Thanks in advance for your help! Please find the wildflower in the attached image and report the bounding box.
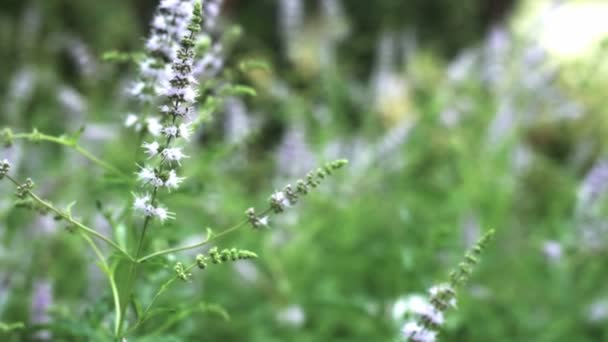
[136,166,158,184]
[246,207,269,229]
[276,305,306,328]
[131,1,202,223]
[542,240,563,262]
[154,206,173,222]
[202,0,223,29]
[162,125,179,138]
[164,169,184,190]
[31,279,53,340]
[588,298,608,323]
[579,160,608,206]
[258,216,269,226]
[142,141,161,158]
[133,194,151,212]
[270,191,291,213]
[178,122,193,140]
[124,113,139,128]
[146,117,163,136]
[128,81,146,98]
[161,147,188,164]
[402,321,436,342]
[400,230,494,341]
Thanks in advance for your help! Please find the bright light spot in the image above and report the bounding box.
[538,2,608,59]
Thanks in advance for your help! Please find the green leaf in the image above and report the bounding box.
[0,321,24,332]
[115,223,128,250]
[239,59,271,73]
[221,84,257,97]
[102,50,144,63]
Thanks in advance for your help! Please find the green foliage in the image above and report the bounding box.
[2,0,608,341]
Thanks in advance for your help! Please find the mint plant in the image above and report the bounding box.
[0,1,348,340]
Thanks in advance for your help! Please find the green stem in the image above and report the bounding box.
[138,208,272,263]
[4,175,134,261]
[125,263,196,336]
[78,232,122,337]
[117,190,156,337]
[12,132,126,177]
[138,220,246,263]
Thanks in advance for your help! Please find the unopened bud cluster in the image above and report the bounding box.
[0,159,10,180]
[402,230,495,342]
[16,178,35,199]
[172,247,257,282]
[196,246,257,270]
[246,159,348,229]
[174,262,193,281]
[270,159,348,213]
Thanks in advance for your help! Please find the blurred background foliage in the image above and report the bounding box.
[2,0,608,341]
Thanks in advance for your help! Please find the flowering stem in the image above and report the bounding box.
[12,131,126,177]
[137,208,272,263]
[117,188,158,337]
[3,174,134,261]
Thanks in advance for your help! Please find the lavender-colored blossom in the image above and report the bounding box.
[278,0,304,52]
[579,160,608,206]
[223,97,251,144]
[276,304,306,327]
[276,127,316,179]
[31,279,53,340]
[542,240,563,262]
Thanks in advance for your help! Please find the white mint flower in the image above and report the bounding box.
[160,105,171,115]
[259,216,269,226]
[402,321,436,342]
[159,0,180,9]
[542,240,563,262]
[142,141,161,158]
[154,206,173,222]
[152,15,168,30]
[145,36,162,52]
[429,283,457,308]
[125,113,139,127]
[137,166,157,183]
[164,169,185,190]
[178,122,193,140]
[420,305,444,326]
[128,81,146,97]
[162,147,188,164]
[146,117,163,136]
[162,125,179,138]
[143,204,156,217]
[272,191,291,208]
[182,86,198,103]
[133,194,151,211]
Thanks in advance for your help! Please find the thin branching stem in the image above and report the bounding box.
[124,262,197,336]
[78,232,122,337]
[12,131,126,177]
[4,174,134,261]
[138,208,271,263]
